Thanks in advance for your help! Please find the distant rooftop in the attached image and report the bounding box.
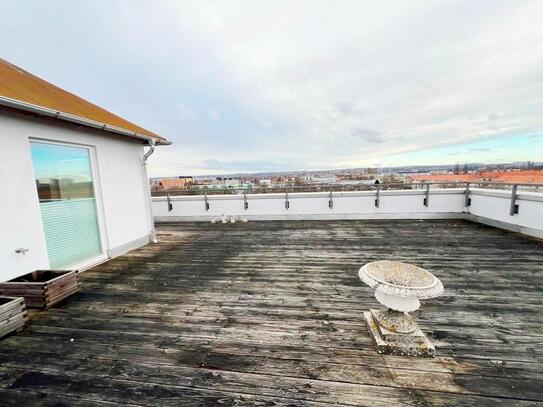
[411,170,543,185]
[0,58,169,144]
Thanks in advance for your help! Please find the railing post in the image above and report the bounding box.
[243,190,248,210]
[423,184,430,207]
[166,192,173,212]
[328,187,333,209]
[204,191,209,211]
[285,190,289,210]
[509,184,519,215]
[375,185,380,208]
[464,183,471,208]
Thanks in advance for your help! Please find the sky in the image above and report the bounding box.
[30,142,92,182]
[1,0,542,176]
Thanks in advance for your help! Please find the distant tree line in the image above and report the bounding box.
[453,163,469,174]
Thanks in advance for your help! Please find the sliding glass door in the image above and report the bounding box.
[30,141,103,269]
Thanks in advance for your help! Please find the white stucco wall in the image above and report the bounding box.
[0,109,153,282]
[468,188,543,238]
[153,189,468,221]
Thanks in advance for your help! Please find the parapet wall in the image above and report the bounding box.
[152,187,543,239]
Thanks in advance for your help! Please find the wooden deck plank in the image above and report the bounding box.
[1,219,542,406]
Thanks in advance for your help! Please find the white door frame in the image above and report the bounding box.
[29,138,110,270]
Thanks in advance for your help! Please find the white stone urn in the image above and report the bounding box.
[359,260,444,345]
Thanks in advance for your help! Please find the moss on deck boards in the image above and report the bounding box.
[1,219,542,406]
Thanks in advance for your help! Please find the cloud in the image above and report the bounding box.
[200,159,297,173]
[205,109,220,121]
[488,113,499,122]
[177,102,198,120]
[350,127,384,143]
[334,102,368,118]
[2,1,543,175]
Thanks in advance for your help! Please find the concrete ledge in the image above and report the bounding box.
[470,188,543,203]
[107,235,151,258]
[155,212,465,222]
[74,255,109,272]
[464,214,543,240]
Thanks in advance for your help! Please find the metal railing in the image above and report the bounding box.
[153,181,543,217]
[152,181,543,197]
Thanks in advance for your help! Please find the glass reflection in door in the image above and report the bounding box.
[30,142,102,269]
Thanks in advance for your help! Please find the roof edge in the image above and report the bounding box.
[0,95,172,146]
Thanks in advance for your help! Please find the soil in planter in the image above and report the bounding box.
[10,270,68,283]
[0,297,14,306]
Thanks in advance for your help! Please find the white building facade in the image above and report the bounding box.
[0,59,169,282]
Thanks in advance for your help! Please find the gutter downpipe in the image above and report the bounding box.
[143,140,158,243]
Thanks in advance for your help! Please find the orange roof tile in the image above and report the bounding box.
[409,170,543,185]
[0,58,168,144]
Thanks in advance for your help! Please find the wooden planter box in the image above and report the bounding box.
[0,296,28,339]
[0,270,80,309]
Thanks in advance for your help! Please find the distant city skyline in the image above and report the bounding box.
[1,1,543,176]
[153,159,542,180]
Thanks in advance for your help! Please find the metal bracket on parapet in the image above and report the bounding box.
[204,192,210,211]
[465,183,471,207]
[509,184,519,215]
[375,185,380,208]
[329,188,333,209]
[166,193,173,212]
[285,191,290,210]
[243,191,248,210]
[423,184,430,207]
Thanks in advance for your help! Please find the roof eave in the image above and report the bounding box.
[0,95,171,146]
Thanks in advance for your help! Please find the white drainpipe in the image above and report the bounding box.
[142,139,157,243]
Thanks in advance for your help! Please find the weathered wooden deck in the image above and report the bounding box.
[1,220,543,406]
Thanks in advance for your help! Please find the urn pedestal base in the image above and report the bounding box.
[364,309,435,357]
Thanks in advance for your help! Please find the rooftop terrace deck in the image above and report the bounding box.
[1,220,543,406]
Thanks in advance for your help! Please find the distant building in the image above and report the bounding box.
[154,176,193,191]
[408,170,543,186]
[302,174,337,184]
[212,177,241,188]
